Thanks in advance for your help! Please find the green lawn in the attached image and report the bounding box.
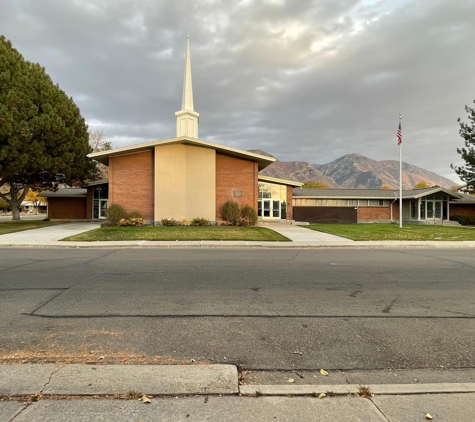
[303,224,475,241]
[63,226,291,242]
[0,220,68,236]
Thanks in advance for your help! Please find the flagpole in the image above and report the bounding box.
[399,114,403,229]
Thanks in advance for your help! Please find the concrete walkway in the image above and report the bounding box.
[259,223,352,242]
[0,222,101,244]
[1,364,475,421]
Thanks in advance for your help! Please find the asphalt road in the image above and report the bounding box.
[0,247,474,371]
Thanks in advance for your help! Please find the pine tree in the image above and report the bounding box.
[452,100,475,192]
[0,36,97,219]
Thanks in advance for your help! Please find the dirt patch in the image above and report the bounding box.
[0,347,209,366]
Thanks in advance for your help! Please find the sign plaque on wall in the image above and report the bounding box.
[233,190,243,198]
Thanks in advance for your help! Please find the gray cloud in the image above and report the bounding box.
[1,0,474,181]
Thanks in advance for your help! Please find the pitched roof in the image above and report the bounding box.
[88,136,276,170]
[450,193,475,203]
[293,187,463,200]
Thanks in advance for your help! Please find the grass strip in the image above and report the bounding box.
[63,226,291,242]
[303,223,475,241]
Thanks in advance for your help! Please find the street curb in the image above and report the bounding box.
[2,364,475,398]
[1,242,475,249]
[239,383,475,396]
[0,364,239,397]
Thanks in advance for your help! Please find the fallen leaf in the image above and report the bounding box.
[293,351,303,355]
[98,356,104,361]
[287,378,295,383]
[140,396,151,403]
[425,414,433,420]
[318,393,326,399]
[191,359,195,362]
[320,369,328,376]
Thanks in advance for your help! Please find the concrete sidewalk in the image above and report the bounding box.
[1,221,475,249]
[1,364,475,421]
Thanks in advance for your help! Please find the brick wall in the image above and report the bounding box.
[215,154,258,220]
[450,204,475,217]
[109,150,154,221]
[286,186,293,220]
[357,205,398,222]
[48,197,87,219]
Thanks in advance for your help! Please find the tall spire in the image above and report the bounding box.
[175,36,199,138]
[182,36,194,111]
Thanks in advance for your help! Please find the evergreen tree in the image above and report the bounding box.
[452,100,475,192]
[0,36,96,219]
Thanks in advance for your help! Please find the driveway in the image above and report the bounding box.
[260,224,353,242]
[0,222,101,244]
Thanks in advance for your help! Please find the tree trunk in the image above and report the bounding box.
[7,185,30,221]
[12,205,20,221]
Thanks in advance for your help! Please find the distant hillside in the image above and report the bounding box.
[254,151,456,189]
[259,161,340,187]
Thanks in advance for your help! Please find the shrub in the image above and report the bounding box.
[161,218,179,226]
[106,204,128,226]
[118,218,145,227]
[450,214,475,225]
[181,219,191,226]
[240,204,258,226]
[221,200,241,225]
[191,217,210,226]
[127,210,143,219]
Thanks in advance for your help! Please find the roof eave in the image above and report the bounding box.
[88,136,276,169]
[258,175,303,187]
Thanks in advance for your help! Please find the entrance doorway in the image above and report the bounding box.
[99,200,108,219]
[258,199,281,219]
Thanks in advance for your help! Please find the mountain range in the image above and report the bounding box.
[250,150,456,189]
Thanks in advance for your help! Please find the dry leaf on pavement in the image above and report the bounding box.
[287,378,295,383]
[320,369,328,376]
[425,414,433,420]
[139,395,151,403]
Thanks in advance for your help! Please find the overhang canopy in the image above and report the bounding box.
[258,175,303,187]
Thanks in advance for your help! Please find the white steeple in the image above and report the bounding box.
[175,36,199,138]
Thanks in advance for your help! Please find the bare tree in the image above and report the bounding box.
[88,131,112,180]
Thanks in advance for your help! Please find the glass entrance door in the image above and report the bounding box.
[99,200,108,219]
[258,199,280,219]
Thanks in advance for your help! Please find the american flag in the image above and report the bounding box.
[397,120,402,146]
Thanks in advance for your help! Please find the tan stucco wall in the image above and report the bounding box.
[154,144,216,221]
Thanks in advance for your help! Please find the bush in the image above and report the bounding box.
[106,204,128,226]
[191,217,210,226]
[450,214,475,225]
[181,219,191,226]
[118,218,145,227]
[221,200,241,225]
[161,218,179,226]
[240,204,258,226]
[127,210,143,219]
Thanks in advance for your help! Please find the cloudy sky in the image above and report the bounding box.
[1,0,474,181]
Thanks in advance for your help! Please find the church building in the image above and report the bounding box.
[42,38,302,223]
